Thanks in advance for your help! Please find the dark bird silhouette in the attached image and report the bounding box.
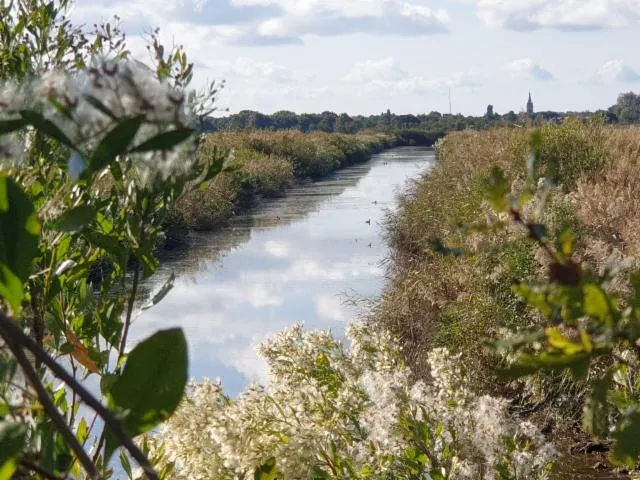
[368,243,372,248]
[372,201,377,205]
[365,219,371,225]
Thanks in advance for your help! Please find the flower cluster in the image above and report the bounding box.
[144,323,557,479]
[0,58,209,182]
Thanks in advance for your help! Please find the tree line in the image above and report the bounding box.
[201,92,640,134]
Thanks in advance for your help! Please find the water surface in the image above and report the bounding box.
[131,147,434,395]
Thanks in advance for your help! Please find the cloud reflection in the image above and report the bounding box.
[131,148,433,395]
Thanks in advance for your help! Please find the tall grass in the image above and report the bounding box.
[163,131,396,238]
[379,119,623,395]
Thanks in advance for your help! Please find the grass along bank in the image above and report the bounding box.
[162,130,409,246]
[378,120,640,470]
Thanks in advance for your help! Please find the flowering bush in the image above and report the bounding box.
[146,323,556,479]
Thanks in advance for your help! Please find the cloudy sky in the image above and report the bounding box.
[72,0,640,115]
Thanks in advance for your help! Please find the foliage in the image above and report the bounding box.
[482,136,640,469]
[0,2,228,478]
[384,120,640,470]
[170,130,395,233]
[145,323,556,480]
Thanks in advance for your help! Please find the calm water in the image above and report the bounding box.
[130,146,434,395]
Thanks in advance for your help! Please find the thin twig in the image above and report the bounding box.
[0,312,159,480]
[118,254,141,359]
[19,460,65,480]
[2,334,100,479]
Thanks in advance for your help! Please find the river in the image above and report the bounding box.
[129,146,434,395]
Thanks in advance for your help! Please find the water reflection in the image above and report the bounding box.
[131,147,434,395]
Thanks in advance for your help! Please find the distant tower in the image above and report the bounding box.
[486,104,494,118]
[526,92,534,114]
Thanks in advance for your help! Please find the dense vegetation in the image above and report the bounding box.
[164,130,399,242]
[380,120,640,474]
[3,1,640,479]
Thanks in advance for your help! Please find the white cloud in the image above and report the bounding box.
[503,58,553,80]
[264,240,290,257]
[211,57,310,83]
[362,71,481,95]
[235,0,450,40]
[343,57,408,84]
[315,295,346,322]
[595,60,640,83]
[471,0,640,31]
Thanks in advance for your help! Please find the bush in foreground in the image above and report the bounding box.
[144,323,556,480]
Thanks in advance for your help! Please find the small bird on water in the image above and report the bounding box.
[365,219,371,225]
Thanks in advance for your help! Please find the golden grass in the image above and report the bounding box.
[165,130,397,234]
[380,121,638,390]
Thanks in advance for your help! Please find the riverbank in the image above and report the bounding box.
[162,130,427,247]
[378,120,640,474]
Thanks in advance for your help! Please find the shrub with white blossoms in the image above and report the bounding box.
[144,323,557,480]
[0,58,211,183]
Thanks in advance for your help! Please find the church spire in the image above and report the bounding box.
[526,92,534,114]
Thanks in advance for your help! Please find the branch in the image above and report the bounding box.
[2,334,100,479]
[19,460,65,480]
[0,312,159,480]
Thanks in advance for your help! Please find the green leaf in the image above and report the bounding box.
[141,272,175,311]
[128,128,195,153]
[49,205,95,233]
[583,374,611,439]
[0,421,27,480]
[254,458,279,480]
[0,118,26,135]
[19,110,74,149]
[311,466,332,480]
[76,417,89,445]
[83,94,118,121]
[119,451,133,479]
[583,284,611,324]
[88,116,143,174]
[559,229,576,257]
[611,411,640,467]
[105,328,188,460]
[486,166,510,212]
[0,177,40,312]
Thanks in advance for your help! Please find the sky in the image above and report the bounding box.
[70,0,640,116]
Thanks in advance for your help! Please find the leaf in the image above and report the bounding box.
[54,259,77,276]
[88,116,143,174]
[105,328,188,461]
[49,205,95,233]
[311,466,332,480]
[0,177,40,312]
[546,327,584,355]
[76,417,89,444]
[0,421,27,480]
[583,374,611,439]
[486,166,510,212]
[141,272,175,311]
[559,229,576,257]
[254,458,279,480]
[128,128,195,153]
[119,451,133,479]
[611,411,640,467]
[0,118,26,135]
[19,110,74,149]
[65,331,99,374]
[83,94,118,121]
[583,284,612,324]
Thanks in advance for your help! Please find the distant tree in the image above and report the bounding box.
[609,91,640,124]
[503,111,518,123]
[318,111,339,132]
[271,110,299,130]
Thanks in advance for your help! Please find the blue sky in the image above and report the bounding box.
[72,0,640,115]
